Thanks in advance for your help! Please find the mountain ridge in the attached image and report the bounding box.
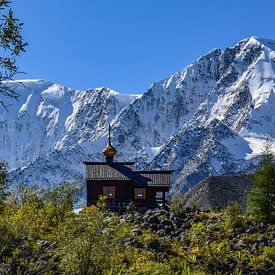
[1,36,274,197]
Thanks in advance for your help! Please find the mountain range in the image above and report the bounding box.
[0,36,274,199]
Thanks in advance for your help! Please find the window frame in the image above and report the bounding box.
[156,192,162,199]
[103,186,116,199]
[135,188,146,200]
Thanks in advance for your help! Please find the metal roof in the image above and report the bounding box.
[86,163,133,180]
[134,171,171,187]
[85,161,172,187]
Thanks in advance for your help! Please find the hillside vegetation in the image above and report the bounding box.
[0,181,274,274]
[1,143,274,274]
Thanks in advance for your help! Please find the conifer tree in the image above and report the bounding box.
[0,161,10,212]
[247,139,275,224]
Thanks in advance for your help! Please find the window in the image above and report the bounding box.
[135,188,146,199]
[156,191,163,199]
[103,186,116,199]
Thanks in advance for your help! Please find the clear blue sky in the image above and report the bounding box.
[13,0,275,94]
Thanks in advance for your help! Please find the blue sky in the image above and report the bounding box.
[13,0,275,94]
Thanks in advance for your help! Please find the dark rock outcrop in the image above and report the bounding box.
[184,175,254,211]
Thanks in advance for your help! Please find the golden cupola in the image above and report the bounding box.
[102,124,117,160]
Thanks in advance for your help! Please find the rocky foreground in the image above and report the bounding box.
[119,207,275,274]
[2,205,274,274]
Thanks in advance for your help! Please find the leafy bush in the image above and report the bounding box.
[131,261,174,275]
[224,202,244,232]
[0,179,274,274]
[249,246,275,271]
[0,162,11,212]
[169,194,186,216]
[0,182,78,273]
[261,246,275,264]
[1,182,78,240]
[196,211,221,221]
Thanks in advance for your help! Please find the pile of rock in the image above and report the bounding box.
[120,207,200,240]
[0,239,57,273]
[120,207,275,274]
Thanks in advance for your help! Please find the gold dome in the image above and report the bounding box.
[102,124,117,158]
[103,144,117,158]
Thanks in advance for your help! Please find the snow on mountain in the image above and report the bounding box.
[1,36,275,196]
[147,119,254,195]
[0,81,140,173]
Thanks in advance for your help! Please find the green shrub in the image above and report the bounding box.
[131,261,174,275]
[224,202,244,232]
[249,246,275,271]
[1,175,274,274]
[0,162,11,212]
[262,246,275,264]
[169,194,186,216]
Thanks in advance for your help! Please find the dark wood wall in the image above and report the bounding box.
[87,180,166,208]
[87,180,132,205]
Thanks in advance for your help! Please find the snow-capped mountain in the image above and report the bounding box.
[1,37,275,196]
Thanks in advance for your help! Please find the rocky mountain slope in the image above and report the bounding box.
[1,37,274,196]
[184,175,254,211]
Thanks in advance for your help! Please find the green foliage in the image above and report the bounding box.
[224,202,245,232]
[0,161,10,212]
[0,0,27,109]
[196,211,221,221]
[190,203,197,212]
[187,222,232,273]
[131,261,174,275]
[261,246,275,264]
[169,194,186,217]
[0,182,79,273]
[0,182,183,274]
[247,139,275,224]
[249,246,275,271]
[1,182,77,240]
[58,206,131,274]
[0,179,274,274]
[211,205,222,213]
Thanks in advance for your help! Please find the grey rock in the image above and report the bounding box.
[148,223,158,231]
[124,237,137,246]
[184,175,254,212]
[131,229,142,236]
[157,224,165,230]
[157,229,167,237]
[147,239,161,250]
[246,226,257,234]
[236,240,249,248]
[164,225,173,233]
[147,215,159,224]
[160,220,173,227]
[257,236,268,244]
